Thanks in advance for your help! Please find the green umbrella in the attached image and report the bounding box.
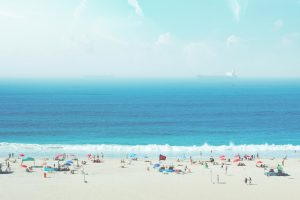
[22,157,35,162]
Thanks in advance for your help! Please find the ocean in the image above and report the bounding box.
[0,78,300,158]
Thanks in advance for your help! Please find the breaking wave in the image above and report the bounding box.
[1,142,300,157]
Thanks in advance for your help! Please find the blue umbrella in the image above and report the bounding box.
[129,153,137,158]
[153,163,160,168]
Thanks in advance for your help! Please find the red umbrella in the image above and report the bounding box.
[219,155,226,161]
[220,157,226,161]
[21,164,27,168]
[55,154,64,160]
[233,158,240,163]
[19,154,25,157]
[256,161,263,164]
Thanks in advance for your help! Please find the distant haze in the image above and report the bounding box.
[0,0,300,78]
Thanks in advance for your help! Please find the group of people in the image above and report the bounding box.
[0,160,12,174]
[244,177,253,185]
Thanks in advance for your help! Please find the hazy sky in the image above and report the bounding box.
[0,0,300,78]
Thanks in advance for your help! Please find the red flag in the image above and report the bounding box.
[159,154,166,161]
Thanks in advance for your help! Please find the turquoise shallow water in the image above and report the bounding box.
[0,78,300,157]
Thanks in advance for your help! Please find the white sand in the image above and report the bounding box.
[0,157,300,200]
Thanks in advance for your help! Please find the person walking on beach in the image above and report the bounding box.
[249,177,252,185]
[244,177,248,185]
[225,165,228,175]
[217,174,220,184]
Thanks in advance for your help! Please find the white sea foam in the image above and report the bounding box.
[1,142,300,157]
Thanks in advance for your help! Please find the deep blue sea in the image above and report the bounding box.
[0,78,300,157]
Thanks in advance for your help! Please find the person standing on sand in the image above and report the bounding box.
[225,165,228,175]
[244,177,248,185]
[249,177,252,185]
[217,174,219,184]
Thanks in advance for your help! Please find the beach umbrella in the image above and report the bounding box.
[66,160,73,164]
[55,154,65,161]
[153,163,160,168]
[22,157,35,162]
[233,158,240,163]
[19,153,25,157]
[256,160,263,167]
[21,164,27,168]
[219,155,226,161]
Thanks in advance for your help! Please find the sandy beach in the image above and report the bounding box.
[1,155,300,200]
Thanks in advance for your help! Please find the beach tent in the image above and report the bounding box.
[159,154,166,161]
[21,157,35,170]
[43,167,55,172]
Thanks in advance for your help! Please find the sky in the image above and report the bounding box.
[0,0,300,78]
